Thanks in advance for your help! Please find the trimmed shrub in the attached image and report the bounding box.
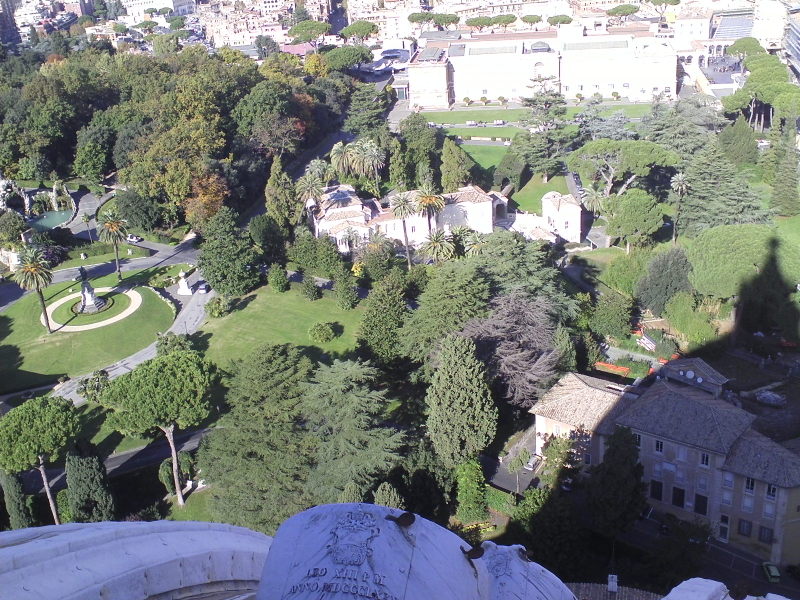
[206,296,233,318]
[268,264,290,292]
[302,278,322,301]
[308,321,336,343]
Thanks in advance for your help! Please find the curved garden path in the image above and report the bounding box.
[42,287,143,332]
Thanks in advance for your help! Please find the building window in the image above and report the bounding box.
[564,86,569,92]
[553,425,560,436]
[694,493,708,516]
[482,89,487,95]
[738,519,752,537]
[634,433,641,447]
[583,453,591,465]
[411,226,415,233]
[655,440,664,454]
[764,501,775,518]
[722,472,734,488]
[672,486,685,509]
[745,478,755,494]
[742,496,753,513]
[700,453,709,467]
[650,480,663,501]
[766,484,777,499]
[758,526,774,544]
[676,447,687,462]
[721,490,732,506]
[696,476,708,492]
[623,83,630,88]
[719,514,729,541]
[653,461,662,478]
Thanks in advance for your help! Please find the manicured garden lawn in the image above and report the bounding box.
[446,126,523,140]
[168,488,216,522]
[461,144,508,171]
[0,269,175,394]
[511,174,569,213]
[200,282,364,367]
[777,215,800,252]
[564,103,652,119]
[421,108,530,124]
[56,246,151,271]
[76,401,154,457]
[51,289,132,326]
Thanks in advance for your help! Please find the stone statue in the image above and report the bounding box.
[77,267,106,313]
[176,270,193,296]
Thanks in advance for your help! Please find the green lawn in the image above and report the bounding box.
[511,174,569,213]
[565,103,652,119]
[446,126,523,140]
[0,269,175,394]
[777,214,800,252]
[461,145,509,171]
[76,401,154,457]
[199,282,364,368]
[168,488,216,522]
[51,290,132,326]
[420,108,530,124]
[56,246,151,271]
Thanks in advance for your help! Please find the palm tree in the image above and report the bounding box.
[361,139,386,192]
[347,139,369,179]
[415,184,446,234]
[305,159,335,185]
[14,247,53,334]
[464,231,487,256]
[295,174,325,206]
[98,211,127,281]
[670,173,689,245]
[330,141,355,178]
[582,186,605,217]
[81,213,94,243]
[449,225,473,257]
[420,230,455,263]
[391,192,416,270]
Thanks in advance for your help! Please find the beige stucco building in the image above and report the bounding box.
[310,184,508,253]
[531,358,800,566]
[406,27,677,108]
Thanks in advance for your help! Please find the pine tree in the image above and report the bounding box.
[426,335,498,468]
[301,360,405,503]
[0,468,34,529]
[265,157,300,236]
[388,137,410,190]
[759,125,784,185]
[635,247,693,317]
[338,481,364,503]
[267,264,290,292]
[455,460,488,524]
[65,442,115,523]
[372,482,405,509]
[718,115,758,166]
[357,270,408,363]
[197,344,315,534]
[334,269,359,310]
[554,325,576,372]
[440,138,475,193]
[771,137,800,216]
[681,141,767,237]
[400,261,490,363]
[343,83,387,137]
[586,427,646,539]
[198,207,260,297]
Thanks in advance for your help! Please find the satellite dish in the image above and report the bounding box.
[686,370,695,379]
[697,377,704,383]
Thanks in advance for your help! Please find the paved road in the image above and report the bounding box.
[22,427,213,495]
[65,189,116,239]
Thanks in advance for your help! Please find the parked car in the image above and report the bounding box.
[559,477,573,492]
[762,562,781,584]
[523,454,542,472]
[197,281,210,294]
[126,234,143,243]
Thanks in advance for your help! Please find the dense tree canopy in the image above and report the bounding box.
[198,206,260,297]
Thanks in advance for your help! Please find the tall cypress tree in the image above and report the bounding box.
[718,115,758,166]
[681,141,767,237]
[0,468,34,530]
[197,206,260,297]
[65,441,115,523]
[440,138,475,193]
[357,270,408,364]
[771,135,800,216]
[265,157,300,237]
[425,335,498,468]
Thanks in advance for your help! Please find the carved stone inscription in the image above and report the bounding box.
[280,509,406,600]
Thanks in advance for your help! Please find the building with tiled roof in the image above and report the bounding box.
[310,184,509,253]
[530,358,800,565]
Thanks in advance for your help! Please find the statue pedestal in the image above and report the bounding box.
[176,272,193,296]
[80,281,106,313]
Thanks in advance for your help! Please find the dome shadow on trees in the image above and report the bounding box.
[731,236,800,352]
